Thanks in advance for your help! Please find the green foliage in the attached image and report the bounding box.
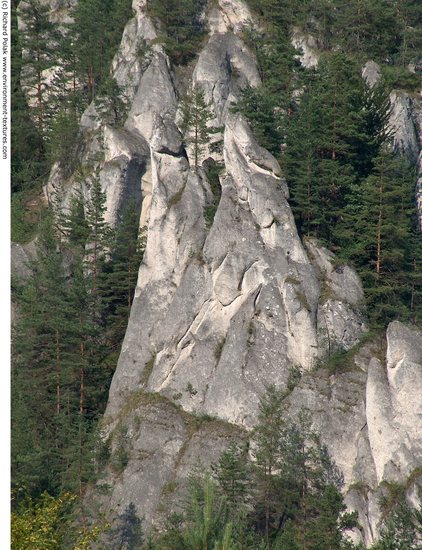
[235,21,301,157]
[94,76,129,126]
[147,388,357,549]
[46,108,80,168]
[337,151,422,325]
[112,425,130,473]
[11,3,47,193]
[11,491,76,550]
[180,84,215,169]
[17,0,61,136]
[11,193,39,243]
[11,491,109,550]
[68,0,133,101]
[101,198,143,346]
[211,442,249,512]
[147,0,206,65]
[203,158,223,228]
[11,179,143,501]
[371,499,422,550]
[182,473,232,549]
[380,65,421,94]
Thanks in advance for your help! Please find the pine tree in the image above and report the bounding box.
[94,76,129,127]
[180,85,215,170]
[147,0,206,65]
[277,412,346,550]
[102,199,142,347]
[338,151,421,324]
[12,213,81,495]
[183,474,231,550]
[84,175,113,298]
[371,500,422,550]
[252,385,285,547]
[18,0,61,136]
[11,2,47,193]
[212,442,249,514]
[69,0,133,102]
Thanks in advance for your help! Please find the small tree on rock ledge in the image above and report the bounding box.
[180,85,215,170]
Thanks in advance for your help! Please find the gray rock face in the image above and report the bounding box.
[362,60,382,88]
[285,323,422,544]
[96,393,246,528]
[11,241,38,280]
[36,0,422,545]
[389,90,419,160]
[291,28,319,69]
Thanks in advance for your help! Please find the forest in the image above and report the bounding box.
[10,0,422,548]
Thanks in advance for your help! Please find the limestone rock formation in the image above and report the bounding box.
[31,0,422,545]
[285,322,422,545]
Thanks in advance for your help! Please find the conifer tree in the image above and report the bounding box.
[12,213,81,495]
[252,385,285,546]
[11,2,47,193]
[69,0,133,102]
[338,151,421,324]
[94,76,129,127]
[102,199,142,347]
[147,0,205,64]
[180,85,215,170]
[212,442,249,514]
[18,0,60,136]
[183,474,231,550]
[84,175,113,298]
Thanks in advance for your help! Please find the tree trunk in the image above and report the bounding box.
[56,330,61,415]
[376,181,383,276]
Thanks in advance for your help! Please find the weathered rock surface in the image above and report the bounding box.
[285,322,422,545]
[34,0,422,545]
[11,241,37,280]
[292,28,319,69]
[362,60,382,88]
[96,393,246,527]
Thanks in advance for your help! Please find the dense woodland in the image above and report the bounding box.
[11,0,422,548]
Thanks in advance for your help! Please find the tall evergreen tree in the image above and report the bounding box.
[11,2,47,193]
[147,0,206,64]
[18,0,61,136]
[252,385,285,546]
[337,151,421,325]
[180,85,215,170]
[69,0,133,102]
[101,199,142,348]
[12,213,81,495]
[212,442,249,515]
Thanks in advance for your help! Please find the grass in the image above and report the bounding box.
[168,183,186,207]
[162,480,178,495]
[140,353,157,386]
[204,204,218,228]
[110,424,129,474]
[214,338,226,362]
[348,481,371,498]
[285,276,301,285]
[405,466,422,490]
[319,281,335,304]
[296,291,311,312]
[314,328,384,375]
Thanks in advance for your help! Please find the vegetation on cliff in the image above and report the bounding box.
[10,0,422,548]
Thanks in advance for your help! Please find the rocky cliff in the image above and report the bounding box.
[34,0,422,545]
